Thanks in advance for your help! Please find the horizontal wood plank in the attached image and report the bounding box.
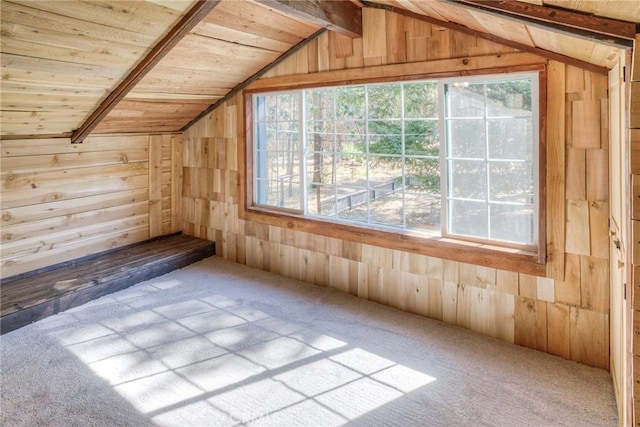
[248,52,546,90]
[0,149,148,175]
[2,162,149,192]
[1,188,149,226]
[0,174,149,210]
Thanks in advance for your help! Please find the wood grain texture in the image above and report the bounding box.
[367,0,619,72]
[255,0,362,37]
[570,306,609,369]
[565,200,590,256]
[0,234,216,334]
[71,0,223,142]
[446,0,635,43]
[180,9,612,371]
[0,0,197,138]
[545,60,565,280]
[149,135,164,237]
[0,134,177,279]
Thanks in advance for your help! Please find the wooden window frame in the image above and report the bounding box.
[239,60,547,276]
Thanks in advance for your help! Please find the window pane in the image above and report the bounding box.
[369,121,402,155]
[405,120,439,156]
[264,129,277,151]
[280,181,302,210]
[335,186,369,223]
[307,184,336,216]
[306,88,334,120]
[405,157,440,194]
[489,162,533,204]
[335,154,367,188]
[277,93,298,120]
[486,80,532,116]
[336,120,365,152]
[254,92,302,211]
[448,119,485,158]
[307,152,333,186]
[404,82,438,119]
[306,120,334,134]
[308,132,334,152]
[368,156,404,226]
[371,192,404,227]
[369,155,403,186]
[449,160,486,200]
[406,155,441,232]
[265,96,277,122]
[336,86,365,119]
[488,118,532,161]
[490,204,534,245]
[368,84,401,119]
[255,178,269,205]
[447,83,485,118]
[405,193,440,232]
[449,199,488,238]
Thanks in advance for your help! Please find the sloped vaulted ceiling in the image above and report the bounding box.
[0,0,326,139]
[91,0,323,135]
[372,0,637,70]
[0,0,638,140]
[1,0,199,137]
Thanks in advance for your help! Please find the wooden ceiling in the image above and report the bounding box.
[1,0,196,137]
[373,0,636,70]
[518,0,640,22]
[92,0,321,135]
[0,0,637,140]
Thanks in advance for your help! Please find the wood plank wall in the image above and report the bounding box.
[630,34,640,427]
[181,10,611,369]
[1,134,181,279]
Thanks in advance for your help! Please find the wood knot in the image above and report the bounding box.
[462,58,469,65]
[2,212,12,222]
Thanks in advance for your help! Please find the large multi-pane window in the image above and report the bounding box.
[253,73,539,250]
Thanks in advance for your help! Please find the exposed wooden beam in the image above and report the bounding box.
[71,0,220,143]
[255,0,362,37]
[362,2,610,75]
[447,0,635,48]
[181,29,327,132]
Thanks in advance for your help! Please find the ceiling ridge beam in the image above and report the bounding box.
[254,0,362,37]
[446,0,635,48]
[362,1,610,75]
[181,28,327,132]
[70,0,221,144]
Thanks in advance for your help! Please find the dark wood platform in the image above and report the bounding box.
[0,233,216,334]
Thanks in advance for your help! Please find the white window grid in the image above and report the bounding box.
[252,72,539,251]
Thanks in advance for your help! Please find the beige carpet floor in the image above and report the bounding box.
[1,256,617,426]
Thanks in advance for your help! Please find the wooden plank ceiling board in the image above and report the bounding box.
[0,0,198,138]
[2,0,637,138]
[543,0,640,23]
[92,0,321,134]
[69,0,222,142]
[372,0,628,71]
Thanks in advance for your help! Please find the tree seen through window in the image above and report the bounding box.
[253,74,538,249]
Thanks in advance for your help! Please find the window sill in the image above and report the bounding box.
[242,206,546,277]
